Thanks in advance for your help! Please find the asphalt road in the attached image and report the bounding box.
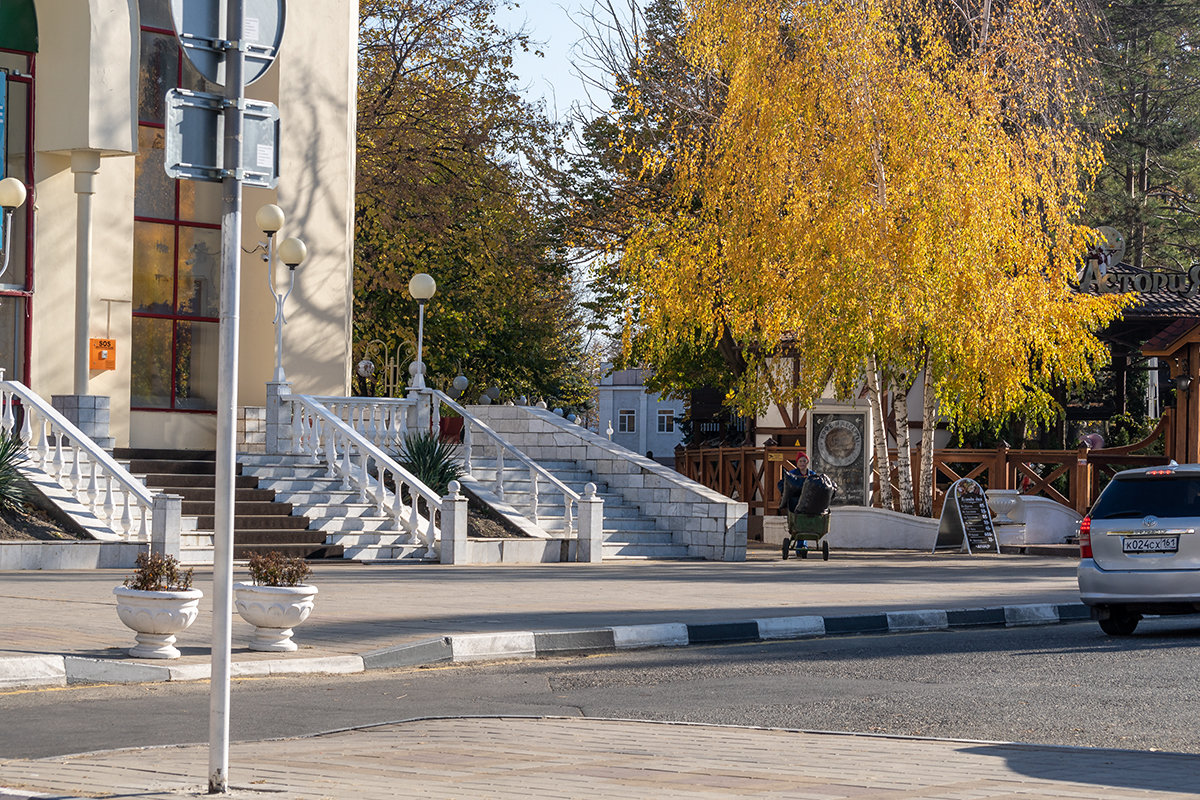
[4,617,1200,760]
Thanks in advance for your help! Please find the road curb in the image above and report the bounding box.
[1,603,1092,690]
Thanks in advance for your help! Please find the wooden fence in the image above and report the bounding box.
[675,418,1170,519]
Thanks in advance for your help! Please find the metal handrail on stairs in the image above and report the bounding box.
[289,393,442,552]
[426,389,582,536]
[0,377,155,541]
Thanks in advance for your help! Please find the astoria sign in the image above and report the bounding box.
[1078,261,1200,298]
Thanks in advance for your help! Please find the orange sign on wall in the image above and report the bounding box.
[89,338,116,371]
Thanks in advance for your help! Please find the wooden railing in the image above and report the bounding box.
[676,418,1171,518]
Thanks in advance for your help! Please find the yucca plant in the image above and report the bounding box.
[397,430,464,496]
[0,431,28,514]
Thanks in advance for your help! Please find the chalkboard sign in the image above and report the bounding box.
[933,478,999,554]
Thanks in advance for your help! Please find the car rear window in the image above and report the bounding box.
[1091,475,1200,520]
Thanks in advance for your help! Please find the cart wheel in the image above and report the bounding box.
[799,546,808,559]
[781,539,790,560]
[822,540,829,561]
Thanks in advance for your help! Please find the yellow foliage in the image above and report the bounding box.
[620,0,1129,428]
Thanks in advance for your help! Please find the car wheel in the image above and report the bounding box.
[1099,611,1140,636]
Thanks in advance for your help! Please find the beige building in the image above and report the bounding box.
[1,0,356,449]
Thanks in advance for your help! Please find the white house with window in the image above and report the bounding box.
[595,364,686,466]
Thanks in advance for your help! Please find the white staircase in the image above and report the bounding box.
[467,457,692,559]
[238,453,434,561]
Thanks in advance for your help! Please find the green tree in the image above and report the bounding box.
[356,0,591,407]
[1087,0,1200,270]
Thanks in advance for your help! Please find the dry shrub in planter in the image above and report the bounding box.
[113,552,202,659]
[246,551,312,586]
[235,551,318,652]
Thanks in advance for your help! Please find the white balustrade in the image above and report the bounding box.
[425,389,580,537]
[0,379,155,540]
[288,394,441,550]
[307,396,417,451]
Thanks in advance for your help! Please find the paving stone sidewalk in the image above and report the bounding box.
[2,716,1195,799]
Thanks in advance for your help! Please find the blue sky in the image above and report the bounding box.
[494,0,616,122]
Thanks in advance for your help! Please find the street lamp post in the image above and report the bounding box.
[408,272,436,389]
[0,177,29,282]
[255,204,307,382]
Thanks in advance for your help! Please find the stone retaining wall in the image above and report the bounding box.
[468,406,747,561]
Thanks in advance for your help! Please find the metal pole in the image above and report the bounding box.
[209,0,245,792]
[414,301,426,389]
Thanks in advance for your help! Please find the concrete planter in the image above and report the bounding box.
[112,586,203,659]
[233,582,319,652]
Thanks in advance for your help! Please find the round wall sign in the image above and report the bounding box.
[817,419,862,468]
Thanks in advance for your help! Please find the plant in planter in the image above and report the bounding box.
[113,552,203,659]
[233,552,318,652]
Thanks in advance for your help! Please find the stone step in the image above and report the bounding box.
[240,465,331,480]
[253,478,354,493]
[325,532,418,548]
[142,473,260,489]
[293,503,395,519]
[307,515,399,532]
[182,500,293,516]
[602,531,676,545]
[124,458,229,476]
[267,490,360,505]
[194,514,311,531]
[602,544,694,559]
[234,542,344,560]
[342,544,432,562]
[158,487,277,503]
[232,530,327,546]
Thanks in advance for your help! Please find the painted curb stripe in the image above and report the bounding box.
[824,614,889,635]
[946,608,1007,627]
[686,621,760,644]
[534,629,617,655]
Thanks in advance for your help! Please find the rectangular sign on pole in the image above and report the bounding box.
[163,88,280,188]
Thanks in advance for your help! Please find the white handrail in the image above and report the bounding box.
[0,378,154,540]
[426,388,580,535]
[289,393,441,551]
[307,395,417,450]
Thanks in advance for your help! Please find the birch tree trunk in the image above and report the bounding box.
[919,357,938,517]
[864,354,893,510]
[891,378,915,515]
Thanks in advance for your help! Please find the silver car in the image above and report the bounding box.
[1078,463,1200,635]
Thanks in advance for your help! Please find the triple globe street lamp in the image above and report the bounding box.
[255,204,307,382]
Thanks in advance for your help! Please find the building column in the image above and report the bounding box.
[72,151,101,396]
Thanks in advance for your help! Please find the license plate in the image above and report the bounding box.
[1123,536,1179,553]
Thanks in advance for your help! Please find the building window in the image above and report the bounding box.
[1,47,34,384]
[131,0,223,411]
[618,409,635,433]
[657,409,675,433]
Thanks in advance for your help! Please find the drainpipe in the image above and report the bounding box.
[72,151,101,396]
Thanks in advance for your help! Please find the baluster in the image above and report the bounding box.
[529,468,539,524]
[102,474,115,522]
[85,454,99,507]
[1,389,13,437]
[431,396,441,439]
[375,464,388,515]
[357,450,369,502]
[340,432,354,487]
[563,496,574,537]
[52,430,65,482]
[408,491,420,538]
[137,501,150,539]
[389,404,402,447]
[424,508,437,549]
[118,490,133,536]
[31,411,46,464]
[312,414,326,461]
[391,470,405,528]
[68,442,83,497]
[495,447,505,501]
[324,423,338,477]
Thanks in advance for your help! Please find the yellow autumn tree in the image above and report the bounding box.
[619,0,1130,514]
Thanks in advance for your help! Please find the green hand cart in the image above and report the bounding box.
[781,511,830,561]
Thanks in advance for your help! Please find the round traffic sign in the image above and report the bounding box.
[170,0,285,87]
